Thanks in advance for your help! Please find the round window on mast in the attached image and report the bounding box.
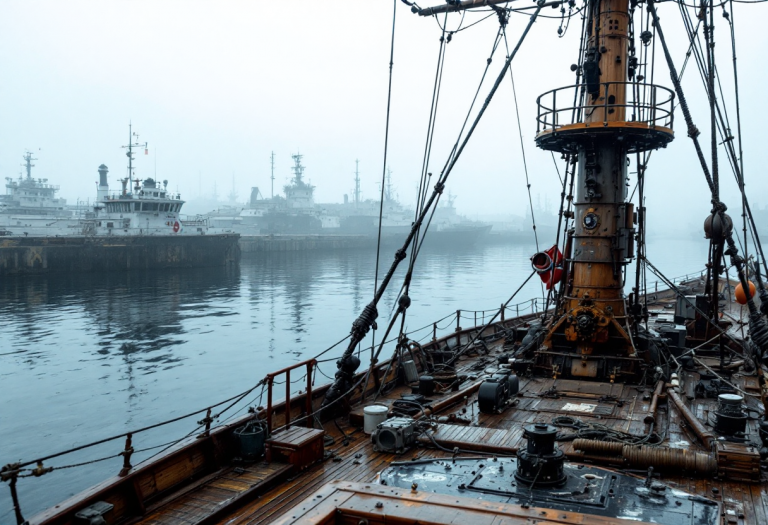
[583,212,599,230]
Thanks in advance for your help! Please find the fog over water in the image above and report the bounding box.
[1,1,767,233]
[0,238,710,518]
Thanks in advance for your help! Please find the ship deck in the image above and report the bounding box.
[25,274,768,525]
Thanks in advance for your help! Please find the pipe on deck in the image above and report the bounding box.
[644,380,665,424]
[572,439,717,475]
[667,389,716,448]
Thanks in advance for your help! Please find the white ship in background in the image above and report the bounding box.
[0,152,80,235]
[82,127,206,236]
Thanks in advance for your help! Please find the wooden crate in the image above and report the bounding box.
[266,427,325,471]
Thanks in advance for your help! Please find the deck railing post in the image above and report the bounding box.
[197,408,213,439]
[456,310,461,332]
[306,361,314,428]
[501,303,505,322]
[285,368,291,430]
[119,433,134,477]
[433,322,437,341]
[553,89,557,129]
[264,358,317,434]
[267,376,274,435]
[8,473,25,525]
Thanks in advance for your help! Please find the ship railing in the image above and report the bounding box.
[0,302,509,499]
[454,298,545,330]
[180,215,209,228]
[103,191,184,201]
[645,269,707,295]
[535,81,675,133]
[264,359,317,435]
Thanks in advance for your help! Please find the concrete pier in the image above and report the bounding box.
[0,234,240,275]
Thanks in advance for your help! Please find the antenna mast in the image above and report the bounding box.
[22,151,37,179]
[121,123,148,194]
[270,151,275,199]
[354,159,361,207]
[291,153,305,184]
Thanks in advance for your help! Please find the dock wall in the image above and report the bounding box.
[0,235,240,275]
[239,235,373,253]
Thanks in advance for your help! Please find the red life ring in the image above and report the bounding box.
[173,221,180,233]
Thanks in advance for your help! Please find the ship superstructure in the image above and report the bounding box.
[83,126,190,236]
[0,152,69,217]
[0,152,82,235]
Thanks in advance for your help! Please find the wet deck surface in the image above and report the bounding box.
[134,462,292,525]
[40,276,768,525]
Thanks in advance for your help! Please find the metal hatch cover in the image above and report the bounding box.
[379,457,720,525]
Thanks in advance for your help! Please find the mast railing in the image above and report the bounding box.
[536,82,675,133]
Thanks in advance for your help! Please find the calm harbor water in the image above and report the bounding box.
[0,238,709,519]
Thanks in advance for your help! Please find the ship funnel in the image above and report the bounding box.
[97,164,109,201]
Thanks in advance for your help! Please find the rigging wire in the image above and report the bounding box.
[332,2,545,374]
[500,22,547,305]
[389,9,517,335]
[371,0,399,363]
[675,0,768,275]
[374,0,398,302]
[412,12,450,265]
[383,11,504,352]
[502,30,539,253]
[724,0,748,266]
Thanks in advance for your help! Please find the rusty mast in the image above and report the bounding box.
[532,0,675,381]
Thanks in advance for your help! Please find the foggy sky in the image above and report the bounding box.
[1,0,766,238]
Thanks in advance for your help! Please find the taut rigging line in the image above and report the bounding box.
[648,0,768,363]
[370,0,399,364]
[321,1,547,410]
[675,0,767,275]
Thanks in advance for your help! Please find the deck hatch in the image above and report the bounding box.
[380,457,720,525]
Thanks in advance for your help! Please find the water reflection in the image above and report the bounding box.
[0,266,241,372]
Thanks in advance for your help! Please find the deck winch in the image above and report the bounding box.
[515,423,566,486]
[372,417,417,454]
[478,370,519,414]
[714,393,748,436]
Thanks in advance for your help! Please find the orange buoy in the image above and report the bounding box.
[735,281,756,305]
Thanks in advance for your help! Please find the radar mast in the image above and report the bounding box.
[121,123,148,195]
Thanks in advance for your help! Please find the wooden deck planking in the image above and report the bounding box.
[133,461,293,525]
[750,483,768,525]
[230,439,376,524]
